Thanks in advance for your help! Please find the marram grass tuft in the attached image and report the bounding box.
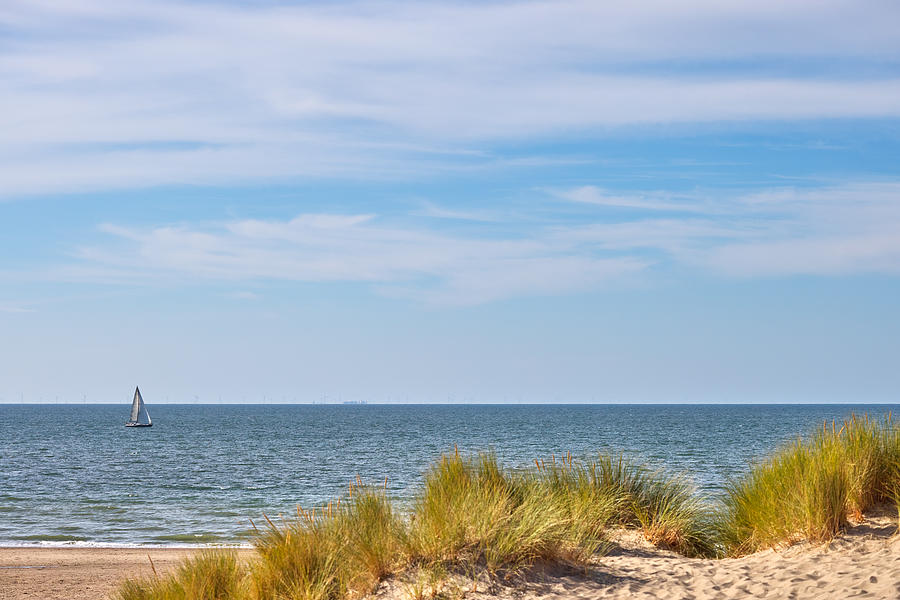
[719,413,900,556]
[116,550,249,600]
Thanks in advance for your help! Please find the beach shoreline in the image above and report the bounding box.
[3,511,898,600]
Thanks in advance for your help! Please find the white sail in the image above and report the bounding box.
[137,399,151,426]
[127,386,152,426]
[129,387,141,422]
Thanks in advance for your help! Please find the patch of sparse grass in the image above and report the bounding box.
[402,563,448,600]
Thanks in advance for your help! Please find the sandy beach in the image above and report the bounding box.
[3,511,898,600]
[0,548,250,600]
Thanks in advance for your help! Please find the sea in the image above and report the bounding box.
[1,403,897,547]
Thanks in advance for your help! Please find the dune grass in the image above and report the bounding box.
[406,450,618,573]
[534,454,719,558]
[251,484,404,600]
[117,451,716,599]
[406,449,719,571]
[117,412,900,598]
[719,413,900,556]
[116,550,249,600]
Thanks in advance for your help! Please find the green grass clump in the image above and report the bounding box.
[116,551,248,600]
[407,450,719,569]
[252,485,404,600]
[720,414,900,556]
[531,458,622,562]
[406,450,597,572]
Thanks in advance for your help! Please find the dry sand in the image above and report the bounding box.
[524,516,900,600]
[0,547,251,600]
[2,511,899,600]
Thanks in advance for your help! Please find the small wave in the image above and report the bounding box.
[73,505,127,514]
[11,534,88,542]
[153,533,226,543]
[0,540,253,549]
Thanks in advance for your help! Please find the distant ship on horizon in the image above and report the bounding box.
[125,386,152,427]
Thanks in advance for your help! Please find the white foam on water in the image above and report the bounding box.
[0,541,253,549]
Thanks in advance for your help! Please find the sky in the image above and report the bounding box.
[1,0,899,403]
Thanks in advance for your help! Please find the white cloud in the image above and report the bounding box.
[69,212,649,305]
[1,0,899,195]
[60,181,900,304]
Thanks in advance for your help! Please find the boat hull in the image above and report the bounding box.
[125,422,152,427]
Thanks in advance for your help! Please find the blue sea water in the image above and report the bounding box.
[1,403,897,546]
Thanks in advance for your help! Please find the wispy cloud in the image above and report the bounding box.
[0,303,35,313]
[699,183,900,276]
[552,186,709,212]
[59,181,900,304]
[227,291,260,301]
[413,201,501,222]
[558,181,900,276]
[70,214,649,305]
[1,0,899,196]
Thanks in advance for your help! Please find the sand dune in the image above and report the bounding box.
[374,509,900,600]
[531,520,900,600]
[2,512,898,600]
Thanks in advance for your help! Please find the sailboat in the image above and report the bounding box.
[125,386,153,427]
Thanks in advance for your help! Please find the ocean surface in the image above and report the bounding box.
[1,403,897,547]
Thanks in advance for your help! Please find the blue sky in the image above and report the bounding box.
[2,0,899,403]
